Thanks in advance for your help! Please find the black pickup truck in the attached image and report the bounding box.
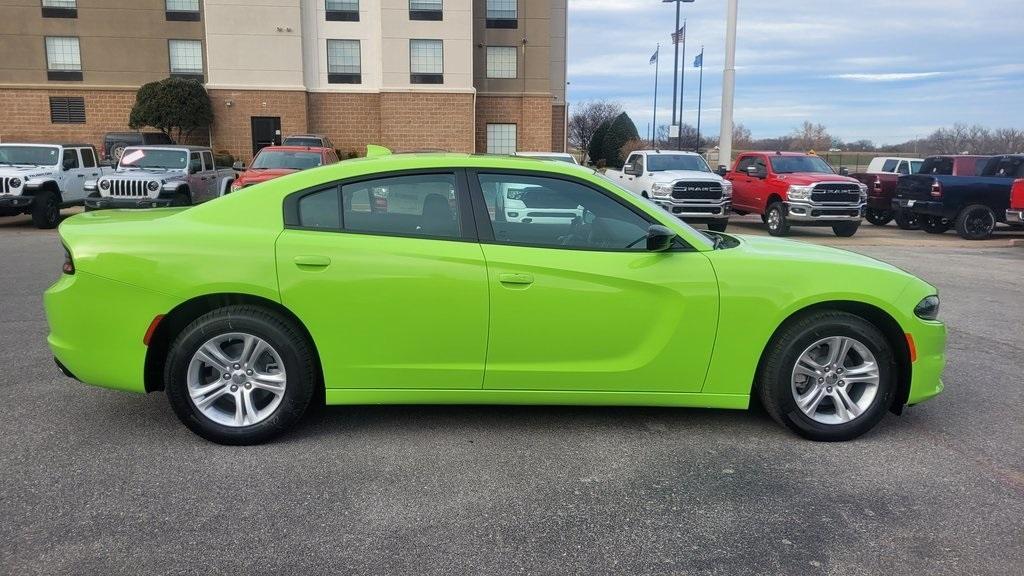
[892,154,1024,239]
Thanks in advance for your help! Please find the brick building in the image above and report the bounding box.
[0,0,567,161]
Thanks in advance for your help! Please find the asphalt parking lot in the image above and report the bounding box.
[1,209,1021,576]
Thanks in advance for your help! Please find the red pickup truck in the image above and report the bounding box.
[725,151,866,237]
[1007,178,1024,226]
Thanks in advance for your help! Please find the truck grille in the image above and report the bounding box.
[0,177,12,194]
[811,183,860,203]
[108,179,152,198]
[672,181,723,200]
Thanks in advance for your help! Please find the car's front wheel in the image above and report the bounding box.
[832,222,860,237]
[864,208,893,226]
[766,203,790,236]
[894,210,920,230]
[164,305,317,445]
[757,310,895,441]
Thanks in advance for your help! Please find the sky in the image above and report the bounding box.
[566,0,1024,145]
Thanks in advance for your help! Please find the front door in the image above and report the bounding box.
[471,171,719,393]
[275,171,489,390]
[251,116,281,157]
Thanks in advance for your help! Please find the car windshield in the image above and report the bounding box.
[250,151,323,170]
[647,154,712,173]
[282,138,322,147]
[0,145,60,166]
[119,148,188,170]
[769,155,834,174]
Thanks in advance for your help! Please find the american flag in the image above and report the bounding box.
[671,22,686,45]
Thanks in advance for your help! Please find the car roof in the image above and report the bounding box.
[0,142,88,148]
[256,146,333,153]
[743,151,815,157]
[122,145,210,152]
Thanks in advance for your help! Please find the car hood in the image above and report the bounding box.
[772,173,861,185]
[650,170,724,183]
[0,165,54,178]
[725,233,902,271]
[106,170,185,180]
[236,169,297,186]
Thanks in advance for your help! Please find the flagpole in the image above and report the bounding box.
[677,19,687,150]
[695,45,704,153]
[670,3,680,133]
[652,44,659,146]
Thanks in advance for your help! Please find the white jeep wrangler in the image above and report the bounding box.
[0,143,110,228]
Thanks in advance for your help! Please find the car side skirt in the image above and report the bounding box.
[325,389,750,410]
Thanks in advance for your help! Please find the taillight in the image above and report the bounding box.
[873,176,882,192]
[1011,179,1024,209]
[930,181,943,198]
[62,246,75,275]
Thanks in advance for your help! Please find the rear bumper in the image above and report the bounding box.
[0,194,34,209]
[891,199,955,219]
[85,196,173,209]
[652,198,731,220]
[866,195,892,211]
[786,201,863,223]
[1006,209,1024,224]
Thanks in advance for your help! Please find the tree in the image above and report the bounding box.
[731,123,753,149]
[989,128,1024,154]
[601,112,640,169]
[129,77,213,143]
[789,121,832,152]
[569,100,622,164]
[588,119,612,166]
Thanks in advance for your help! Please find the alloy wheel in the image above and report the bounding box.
[964,209,994,237]
[186,332,287,427]
[790,336,879,425]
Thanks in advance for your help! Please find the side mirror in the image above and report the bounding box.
[624,164,640,176]
[232,161,245,171]
[646,225,676,252]
[716,165,728,176]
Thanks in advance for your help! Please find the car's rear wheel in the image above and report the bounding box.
[164,305,316,445]
[864,208,893,226]
[921,216,953,234]
[832,222,860,237]
[766,202,790,236]
[757,310,895,441]
[954,204,996,240]
[31,190,60,229]
[894,210,920,230]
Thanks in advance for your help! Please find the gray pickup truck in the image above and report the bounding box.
[85,145,235,209]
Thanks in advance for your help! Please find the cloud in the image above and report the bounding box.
[831,72,944,82]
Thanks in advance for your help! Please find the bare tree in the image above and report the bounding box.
[789,121,832,152]
[569,100,623,164]
[732,123,753,149]
[987,128,1024,154]
[928,123,972,154]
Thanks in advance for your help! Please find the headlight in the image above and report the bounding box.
[651,183,673,198]
[147,180,160,192]
[721,180,733,199]
[914,295,940,321]
[230,181,244,192]
[99,179,110,190]
[9,178,22,189]
[788,185,813,201]
[858,183,868,201]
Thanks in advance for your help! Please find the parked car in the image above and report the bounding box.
[885,155,992,230]
[281,134,335,149]
[513,151,579,164]
[230,146,340,192]
[892,154,1024,239]
[102,131,174,162]
[0,143,110,228]
[46,150,945,445]
[1006,178,1024,226]
[725,151,866,237]
[84,146,235,209]
[851,156,923,227]
[604,150,732,231]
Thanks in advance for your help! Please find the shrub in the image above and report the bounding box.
[601,112,640,169]
[588,119,612,166]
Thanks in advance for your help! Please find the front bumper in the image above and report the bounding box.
[1005,209,1024,224]
[0,194,34,209]
[785,200,864,223]
[85,196,173,209]
[651,198,731,220]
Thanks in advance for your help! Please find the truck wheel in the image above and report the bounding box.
[766,203,790,236]
[734,210,748,216]
[707,220,728,233]
[832,222,860,237]
[757,310,895,441]
[172,192,191,207]
[111,143,128,162]
[955,204,996,240]
[921,216,953,234]
[864,208,893,226]
[894,211,920,230]
[30,190,61,229]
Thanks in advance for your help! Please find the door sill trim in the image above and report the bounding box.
[325,389,749,410]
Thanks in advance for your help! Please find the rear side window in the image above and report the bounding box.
[984,156,1024,178]
[202,151,215,170]
[80,147,96,168]
[298,187,341,229]
[896,161,910,175]
[735,156,756,172]
[920,157,953,175]
[342,173,461,240]
[882,159,899,172]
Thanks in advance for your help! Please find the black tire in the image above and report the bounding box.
[707,220,729,233]
[760,212,768,223]
[894,210,920,230]
[832,222,860,237]
[30,190,61,229]
[734,210,748,216]
[757,310,896,441]
[111,143,128,162]
[171,191,191,207]
[954,204,996,240]
[921,216,953,234]
[164,305,317,445]
[766,202,790,236]
[864,208,893,226]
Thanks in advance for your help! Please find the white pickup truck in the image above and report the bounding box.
[0,143,111,228]
[603,150,732,231]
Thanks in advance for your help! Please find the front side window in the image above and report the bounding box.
[327,40,361,84]
[487,124,516,155]
[410,39,443,84]
[166,0,200,21]
[189,153,202,173]
[478,174,652,251]
[251,150,324,170]
[62,149,79,170]
[80,147,96,168]
[169,40,204,76]
[342,174,461,239]
[486,0,517,27]
[326,0,359,21]
[486,46,517,79]
[769,155,833,174]
[45,36,82,80]
[409,0,441,20]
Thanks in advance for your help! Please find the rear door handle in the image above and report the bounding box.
[498,273,534,285]
[293,255,331,268]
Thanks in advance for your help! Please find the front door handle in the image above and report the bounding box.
[498,273,534,285]
[293,255,331,268]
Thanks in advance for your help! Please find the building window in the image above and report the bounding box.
[486,46,517,79]
[487,124,516,154]
[166,0,201,21]
[326,0,359,21]
[486,0,517,28]
[409,0,441,20]
[410,39,443,84]
[45,37,82,81]
[49,97,86,124]
[168,39,204,79]
[41,0,77,18]
[327,40,361,84]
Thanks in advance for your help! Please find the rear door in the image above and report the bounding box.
[275,170,489,390]
[59,148,85,200]
[70,147,100,201]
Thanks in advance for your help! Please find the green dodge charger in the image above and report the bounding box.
[44,149,945,444]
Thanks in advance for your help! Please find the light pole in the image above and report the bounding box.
[664,0,694,149]
[717,0,739,170]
